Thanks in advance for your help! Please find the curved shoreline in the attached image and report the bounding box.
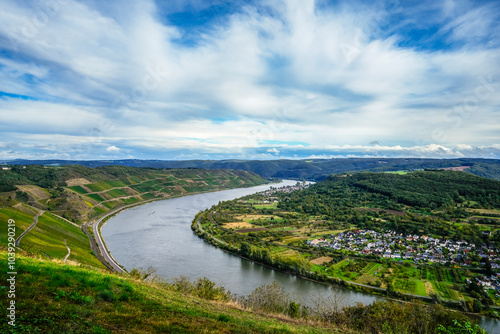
[90,182,275,273]
[192,211,500,314]
[192,212,394,297]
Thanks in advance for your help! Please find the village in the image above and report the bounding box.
[260,181,311,196]
[307,230,500,292]
[307,229,500,269]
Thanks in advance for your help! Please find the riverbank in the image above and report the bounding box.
[192,210,398,298]
[90,179,275,272]
[100,180,499,331]
[192,209,500,322]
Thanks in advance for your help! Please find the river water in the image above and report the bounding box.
[102,180,499,332]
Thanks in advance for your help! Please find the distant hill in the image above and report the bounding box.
[3,158,500,181]
[320,170,500,209]
[280,170,500,241]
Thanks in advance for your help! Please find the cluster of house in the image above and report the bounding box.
[468,275,500,291]
[261,182,310,196]
[306,229,500,268]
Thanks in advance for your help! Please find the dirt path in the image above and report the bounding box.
[198,212,229,246]
[63,239,71,262]
[15,211,44,247]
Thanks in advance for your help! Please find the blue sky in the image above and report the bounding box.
[0,0,499,160]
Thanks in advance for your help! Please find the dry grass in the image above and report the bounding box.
[425,281,435,295]
[310,256,333,265]
[466,208,500,215]
[16,185,50,200]
[65,178,92,186]
[224,222,254,229]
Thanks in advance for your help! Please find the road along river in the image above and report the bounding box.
[102,180,499,332]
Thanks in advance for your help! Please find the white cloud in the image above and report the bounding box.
[106,145,120,152]
[267,148,280,154]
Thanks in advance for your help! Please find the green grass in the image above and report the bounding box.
[104,180,128,187]
[0,207,35,244]
[414,280,427,296]
[85,193,106,203]
[67,185,88,194]
[0,251,335,334]
[44,212,77,226]
[20,213,104,268]
[105,188,131,198]
[101,201,118,209]
[85,182,115,192]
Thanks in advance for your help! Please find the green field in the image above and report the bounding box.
[85,182,115,192]
[85,193,106,203]
[21,213,104,268]
[106,188,132,198]
[0,207,35,244]
[67,185,88,194]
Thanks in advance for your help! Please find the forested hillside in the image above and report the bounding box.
[278,171,500,242]
[5,157,500,181]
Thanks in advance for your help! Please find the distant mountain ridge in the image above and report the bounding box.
[3,158,500,181]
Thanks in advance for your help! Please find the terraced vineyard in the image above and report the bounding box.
[0,165,268,267]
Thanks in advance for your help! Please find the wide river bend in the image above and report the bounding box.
[102,180,498,332]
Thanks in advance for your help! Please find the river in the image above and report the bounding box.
[102,180,499,332]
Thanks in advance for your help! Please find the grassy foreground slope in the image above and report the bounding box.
[0,251,335,334]
[0,251,487,334]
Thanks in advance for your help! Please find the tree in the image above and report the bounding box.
[240,242,252,257]
[386,282,396,297]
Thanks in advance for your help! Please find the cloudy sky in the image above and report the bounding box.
[0,0,499,160]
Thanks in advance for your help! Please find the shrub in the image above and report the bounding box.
[193,277,230,301]
[242,281,290,314]
[437,320,486,334]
